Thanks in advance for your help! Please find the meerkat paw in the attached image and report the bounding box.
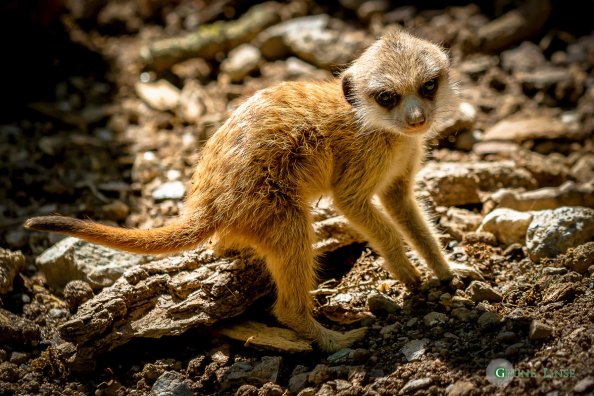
[391,265,422,289]
[448,262,484,281]
[317,327,368,352]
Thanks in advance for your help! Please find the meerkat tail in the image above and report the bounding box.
[24,216,209,254]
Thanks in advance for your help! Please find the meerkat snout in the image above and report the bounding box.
[402,95,426,128]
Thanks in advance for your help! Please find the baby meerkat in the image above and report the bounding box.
[26,29,480,352]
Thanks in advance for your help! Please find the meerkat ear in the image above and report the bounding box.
[341,71,356,107]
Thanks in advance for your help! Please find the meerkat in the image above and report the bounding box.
[25,29,480,352]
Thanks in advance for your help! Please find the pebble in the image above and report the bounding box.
[308,364,331,385]
[63,280,94,309]
[477,208,533,246]
[135,80,180,111]
[151,371,193,396]
[327,348,351,364]
[297,388,316,396]
[477,311,500,329]
[401,338,430,361]
[367,293,399,315]
[451,308,471,322]
[529,320,553,341]
[221,44,262,82]
[399,377,432,394]
[152,181,186,201]
[9,352,30,365]
[315,383,335,396]
[573,377,594,394]
[423,312,448,327]
[466,281,503,303]
[289,372,309,394]
[446,380,475,396]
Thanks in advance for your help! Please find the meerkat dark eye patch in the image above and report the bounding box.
[374,91,400,109]
[419,77,439,99]
[341,73,357,107]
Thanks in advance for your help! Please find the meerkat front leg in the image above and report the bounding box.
[333,192,422,287]
[380,179,483,281]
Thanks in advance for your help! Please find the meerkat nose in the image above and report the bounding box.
[403,97,426,128]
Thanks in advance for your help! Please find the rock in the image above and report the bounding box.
[315,383,335,396]
[501,42,546,73]
[436,102,477,139]
[401,339,429,362]
[250,356,282,384]
[255,15,372,69]
[496,331,518,343]
[399,377,432,394]
[367,293,399,315]
[152,181,186,201]
[289,372,310,394]
[526,207,594,262]
[151,371,193,396]
[477,311,500,329]
[101,200,130,221]
[573,377,594,394]
[423,312,448,327]
[451,308,471,322]
[541,282,576,304]
[571,154,594,183]
[257,15,330,59]
[545,242,594,274]
[446,380,475,396]
[477,208,532,246]
[221,44,261,82]
[440,207,482,241]
[482,116,584,143]
[0,308,40,345]
[357,0,389,21]
[477,0,551,52]
[284,28,371,70]
[528,320,553,341]
[308,364,331,385]
[327,348,352,364]
[135,80,180,111]
[5,229,28,249]
[462,232,498,246]
[416,161,537,207]
[35,237,153,290]
[473,141,521,156]
[178,80,207,122]
[259,382,284,396]
[485,182,594,213]
[297,388,316,396]
[236,384,259,396]
[466,281,503,303]
[0,248,25,294]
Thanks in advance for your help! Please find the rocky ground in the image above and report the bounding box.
[1,0,593,395]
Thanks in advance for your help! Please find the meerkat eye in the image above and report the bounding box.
[420,78,439,98]
[374,91,399,108]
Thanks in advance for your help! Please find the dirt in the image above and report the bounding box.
[1,1,593,395]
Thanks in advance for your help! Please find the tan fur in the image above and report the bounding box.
[25,30,478,351]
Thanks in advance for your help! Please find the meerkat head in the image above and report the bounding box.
[342,29,456,137]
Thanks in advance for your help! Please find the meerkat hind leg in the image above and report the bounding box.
[259,215,366,352]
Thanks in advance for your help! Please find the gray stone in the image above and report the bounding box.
[151,371,193,396]
[423,312,448,327]
[250,356,282,383]
[477,208,533,246]
[466,281,503,303]
[573,377,594,394]
[478,311,500,329]
[327,348,352,364]
[35,237,153,290]
[446,380,475,396]
[367,293,399,315]
[401,338,430,361]
[399,377,432,394]
[526,207,594,263]
[529,320,553,341]
[451,308,471,322]
[152,181,186,201]
[501,42,546,73]
[221,44,261,82]
[289,372,310,394]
